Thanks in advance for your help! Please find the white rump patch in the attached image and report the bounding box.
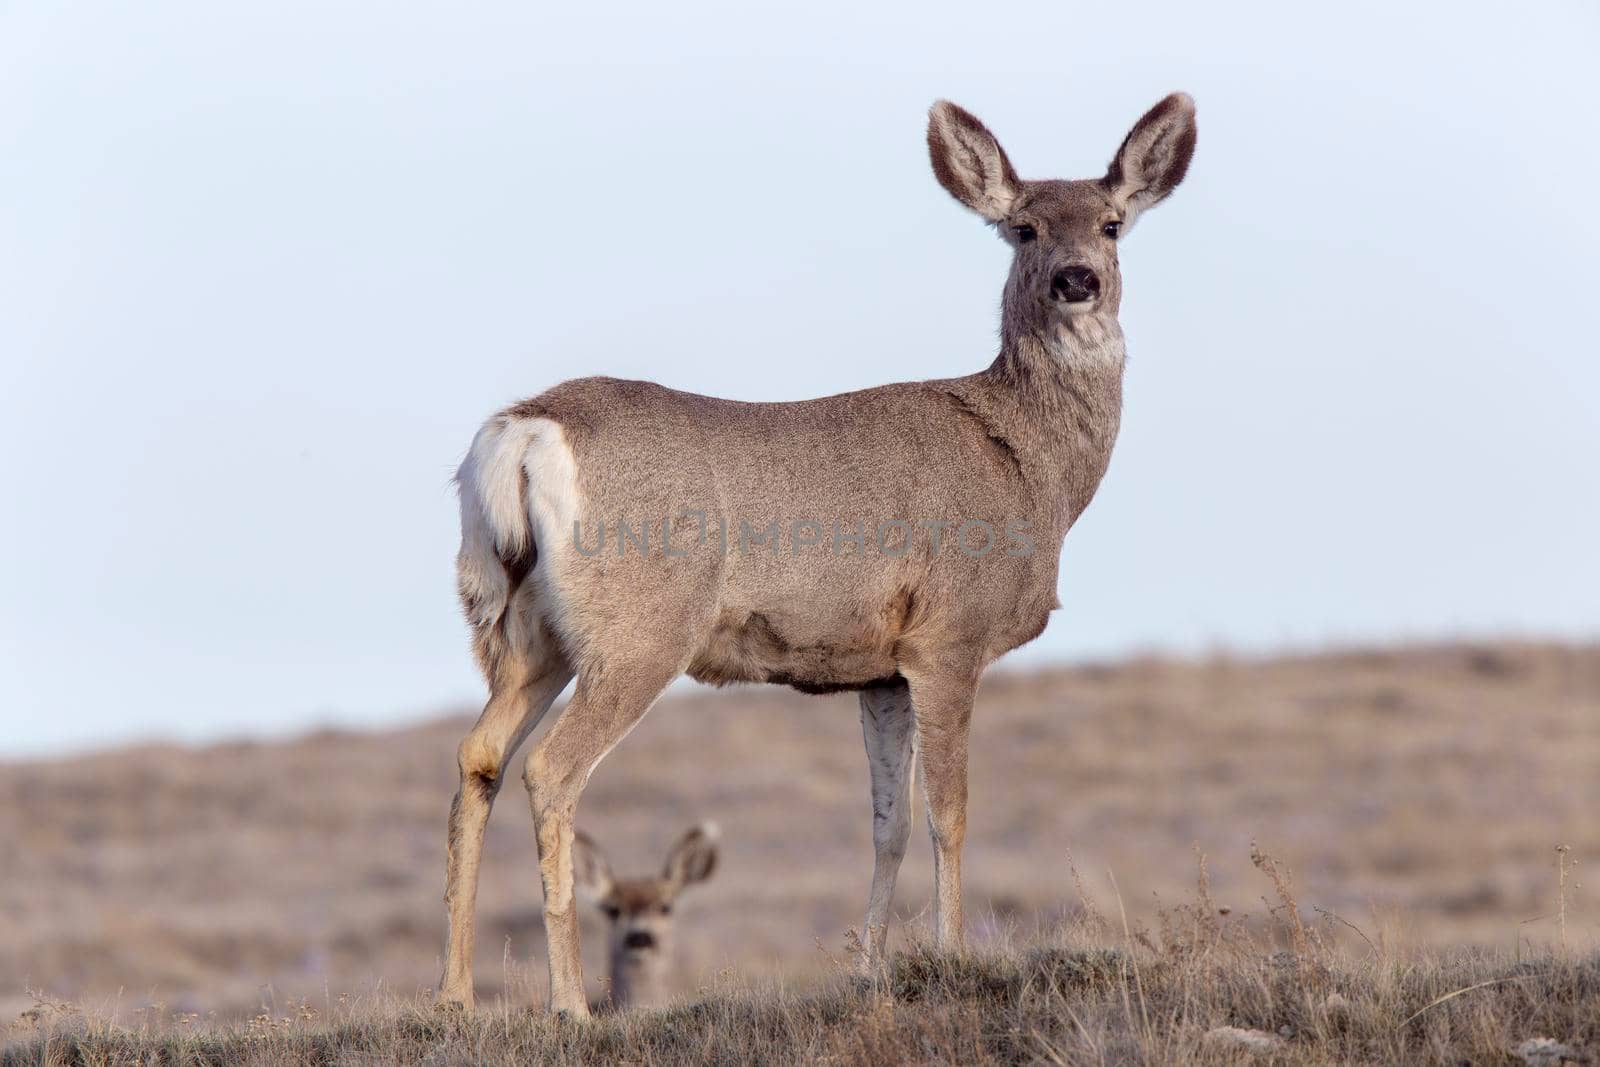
[455,414,584,639]
[520,418,582,566]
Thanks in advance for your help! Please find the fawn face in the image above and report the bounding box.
[573,823,719,1010]
[927,94,1196,331]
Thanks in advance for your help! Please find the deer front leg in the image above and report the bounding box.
[858,682,916,970]
[906,670,976,949]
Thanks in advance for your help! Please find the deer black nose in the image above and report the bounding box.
[623,930,656,950]
[1050,266,1100,303]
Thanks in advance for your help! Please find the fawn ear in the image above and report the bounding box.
[927,101,1022,223]
[572,830,614,901]
[1103,93,1197,228]
[662,822,720,892]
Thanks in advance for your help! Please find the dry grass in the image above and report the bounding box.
[7,864,1598,1065]
[2,641,1597,1063]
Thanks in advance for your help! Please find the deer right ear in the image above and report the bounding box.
[572,830,614,901]
[662,822,720,891]
[927,101,1021,224]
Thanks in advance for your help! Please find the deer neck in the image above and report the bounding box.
[971,313,1127,527]
[610,948,670,1010]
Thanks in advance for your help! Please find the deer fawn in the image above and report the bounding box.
[570,823,720,1011]
[439,93,1196,1016]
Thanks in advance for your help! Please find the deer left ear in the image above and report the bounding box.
[572,830,615,901]
[1103,93,1197,228]
[662,822,720,891]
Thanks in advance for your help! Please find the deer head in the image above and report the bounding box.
[927,93,1196,345]
[572,823,720,1011]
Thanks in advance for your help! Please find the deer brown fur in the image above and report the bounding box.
[439,93,1197,1016]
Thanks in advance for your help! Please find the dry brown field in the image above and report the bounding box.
[3,641,1597,1064]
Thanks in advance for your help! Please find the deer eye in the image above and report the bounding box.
[1102,221,1122,239]
[1011,224,1036,244]
[658,903,673,916]
[601,904,621,920]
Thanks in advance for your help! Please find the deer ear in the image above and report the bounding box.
[572,830,614,901]
[1103,92,1197,227]
[662,822,720,891]
[927,101,1021,224]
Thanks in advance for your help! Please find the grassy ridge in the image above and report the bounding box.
[5,644,1596,1062]
[9,943,1597,1066]
[5,643,1596,1020]
[10,856,1597,1067]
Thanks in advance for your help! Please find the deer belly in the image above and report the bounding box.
[684,607,902,694]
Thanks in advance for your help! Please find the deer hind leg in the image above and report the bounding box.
[859,681,916,969]
[523,654,682,1017]
[906,668,977,950]
[439,627,573,1010]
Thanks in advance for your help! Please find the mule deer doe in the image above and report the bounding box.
[439,94,1197,1016]
[571,823,720,1011]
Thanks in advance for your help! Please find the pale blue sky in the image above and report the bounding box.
[3,2,1597,755]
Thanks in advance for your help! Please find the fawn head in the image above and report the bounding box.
[573,822,720,1009]
[927,93,1196,335]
